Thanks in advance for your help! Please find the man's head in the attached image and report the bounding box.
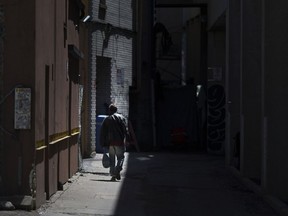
[109,104,117,115]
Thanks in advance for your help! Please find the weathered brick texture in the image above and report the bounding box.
[88,0,134,150]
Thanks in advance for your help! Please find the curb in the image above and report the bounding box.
[229,166,288,216]
[37,172,82,215]
[48,172,81,204]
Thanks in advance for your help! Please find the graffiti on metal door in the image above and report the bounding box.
[207,84,225,153]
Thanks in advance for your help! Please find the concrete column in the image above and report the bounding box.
[226,0,241,167]
[130,0,154,151]
[240,0,262,180]
[263,0,288,202]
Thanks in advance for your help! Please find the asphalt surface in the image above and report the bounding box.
[0,152,287,216]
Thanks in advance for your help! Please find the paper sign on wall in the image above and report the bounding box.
[117,68,124,86]
[14,88,31,129]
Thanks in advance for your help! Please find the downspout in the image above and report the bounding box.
[0,6,3,193]
[225,1,231,166]
[136,0,142,92]
[151,0,156,149]
[261,0,267,190]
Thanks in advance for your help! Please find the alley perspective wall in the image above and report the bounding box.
[84,0,134,155]
[0,0,84,209]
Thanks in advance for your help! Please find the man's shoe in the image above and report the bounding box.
[111,176,116,181]
[116,174,121,180]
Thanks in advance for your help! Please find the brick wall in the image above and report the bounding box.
[88,0,134,151]
[91,0,133,29]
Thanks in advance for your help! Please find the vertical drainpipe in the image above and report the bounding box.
[0,6,3,192]
[136,0,142,92]
[17,156,22,189]
[239,0,244,174]
[181,9,186,86]
[151,0,156,149]
[261,0,267,189]
[200,6,207,150]
[225,1,231,166]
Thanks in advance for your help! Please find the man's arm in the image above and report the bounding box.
[121,116,130,142]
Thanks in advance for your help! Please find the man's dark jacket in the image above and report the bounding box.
[100,113,128,147]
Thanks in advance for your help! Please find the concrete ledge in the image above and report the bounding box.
[229,166,288,216]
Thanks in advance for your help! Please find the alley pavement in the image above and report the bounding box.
[1,151,288,216]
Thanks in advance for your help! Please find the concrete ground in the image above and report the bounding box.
[1,152,287,216]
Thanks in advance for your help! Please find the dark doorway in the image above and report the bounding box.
[96,56,112,115]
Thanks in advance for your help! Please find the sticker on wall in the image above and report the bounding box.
[208,67,222,82]
[14,88,31,129]
[117,68,124,86]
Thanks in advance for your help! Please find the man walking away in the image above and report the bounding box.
[100,104,128,181]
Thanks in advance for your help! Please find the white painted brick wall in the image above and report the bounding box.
[88,0,134,150]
